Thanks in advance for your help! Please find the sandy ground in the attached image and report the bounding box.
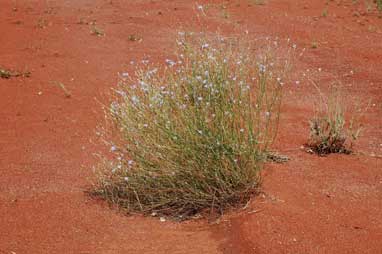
[1,0,381,253]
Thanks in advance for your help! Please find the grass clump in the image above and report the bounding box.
[93,34,289,219]
[377,0,382,12]
[307,83,364,155]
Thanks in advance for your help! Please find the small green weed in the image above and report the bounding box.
[92,34,291,219]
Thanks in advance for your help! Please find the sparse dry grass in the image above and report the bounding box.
[307,83,365,155]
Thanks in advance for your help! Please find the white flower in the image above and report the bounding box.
[295,81,300,85]
[131,95,139,104]
[139,82,149,92]
[147,68,158,77]
[165,59,176,67]
[240,128,244,133]
[143,124,148,128]
[128,160,134,166]
[259,64,266,73]
[265,111,270,117]
[110,146,117,152]
[277,77,284,86]
[110,102,120,114]
[115,90,126,96]
[197,96,203,101]
[121,72,129,77]
[124,177,129,182]
[201,43,209,49]
[197,130,203,134]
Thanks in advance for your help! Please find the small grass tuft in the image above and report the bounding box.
[377,0,382,12]
[92,34,291,220]
[90,24,104,36]
[37,18,47,29]
[322,8,328,17]
[307,82,365,156]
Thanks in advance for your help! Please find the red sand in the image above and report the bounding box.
[1,0,381,253]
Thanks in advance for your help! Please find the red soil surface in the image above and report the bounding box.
[1,0,381,253]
